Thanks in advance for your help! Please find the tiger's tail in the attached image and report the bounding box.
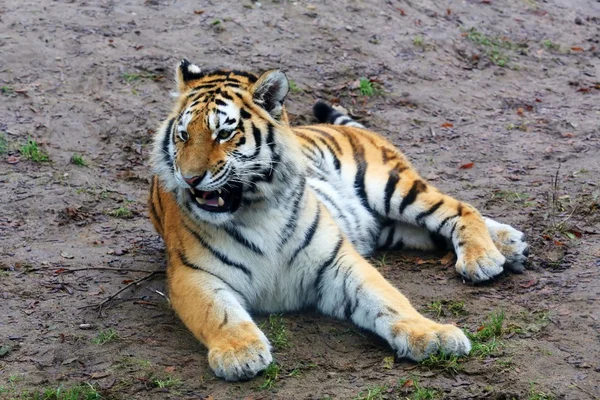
[312,101,365,129]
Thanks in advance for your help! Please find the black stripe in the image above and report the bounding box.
[449,221,458,239]
[288,206,321,266]
[316,138,341,171]
[215,98,227,107]
[162,119,175,171]
[430,232,448,250]
[294,131,326,160]
[149,180,161,225]
[345,132,372,214]
[314,237,344,302]
[230,70,258,83]
[436,214,457,233]
[184,222,252,278]
[177,251,248,304]
[399,180,426,215]
[415,200,444,226]
[240,108,251,119]
[219,311,229,329]
[280,178,307,246]
[222,225,264,255]
[381,226,395,249]
[384,170,400,215]
[219,91,234,101]
[299,127,344,155]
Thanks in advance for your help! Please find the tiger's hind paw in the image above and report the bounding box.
[484,218,529,273]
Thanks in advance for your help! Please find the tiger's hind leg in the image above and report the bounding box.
[378,219,529,273]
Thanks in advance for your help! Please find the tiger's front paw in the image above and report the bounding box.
[208,325,272,381]
[392,319,471,361]
[455,243,506,282]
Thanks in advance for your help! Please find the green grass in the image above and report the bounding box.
[491,190,531,203]
[542,40,560,52]
[358,77,382,96]
[399,378,439,400]
[258,362,280,390]
[108,206,133,219]
[265,314,289,349]
[427,301,443,318]
[151,377,181,389]
[92,328,118,345]
[10,383,102,400]
[20,139,49,162]
[412,36,424,47]
[289,80,302,94]
[71,153,87,166]
[0,132,7,154]
[353,384,388,400]
[528,382,554,400]
[121,72,159,82]
[464,27,524,67]
[1,85,14,95]
[420,351,462,374]
[426,300,466,318]
[473,310,505,341]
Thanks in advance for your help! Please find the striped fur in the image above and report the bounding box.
[149,61,529,381]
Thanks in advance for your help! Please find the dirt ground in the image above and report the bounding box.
[1,0,599,399]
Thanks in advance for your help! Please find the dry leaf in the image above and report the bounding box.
[193,10,205,15]
[440,252,455,265]
[382,356,394,369]
[459,162,474,169]
[440,122,454,128]
[571,46,584,52]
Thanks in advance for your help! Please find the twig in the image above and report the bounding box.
[571,382,600,400]
[27,266,163,274]
[80,270,163,317]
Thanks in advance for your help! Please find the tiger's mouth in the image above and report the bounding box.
[188,181,243,213]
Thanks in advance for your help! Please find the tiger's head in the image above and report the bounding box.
[151,60,299,225]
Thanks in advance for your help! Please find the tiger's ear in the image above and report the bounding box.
[175,59,204,93]
[251,70,289,121]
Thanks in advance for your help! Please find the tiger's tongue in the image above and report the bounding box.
[205,198,219,206]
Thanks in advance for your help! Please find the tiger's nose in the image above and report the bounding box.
[183,174,204,188]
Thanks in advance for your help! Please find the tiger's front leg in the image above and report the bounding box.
[314,241,471,360]
[168,252,272,381]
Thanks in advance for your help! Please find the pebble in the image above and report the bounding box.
[574,17,583,25]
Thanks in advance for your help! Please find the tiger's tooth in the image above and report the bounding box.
[218,197,225,207]
[217,189,222,194]
[195,197,207,205]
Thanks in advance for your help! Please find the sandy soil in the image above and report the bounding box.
[1,0,599,399]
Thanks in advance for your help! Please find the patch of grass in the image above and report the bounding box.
[358,77,382,96]
[473,310,505,341]
[265,314,289,349]
[258,362,280,390]
[399,377,439,400]
[528,382,555,400]
[108,206,133,219]
[20,139,49,162]
[471,336,502,358]
[121,72,159,83]
[420,351,462,374]
[412,36,424,47]
[464,27,525,67]
[0,132,8,154]
[353,384,388,400]
[92,328,119,345]
[542,40,560,52]
[447,301,466,317]
[71,153,87,166]
[289,79,302,94]
[427,301,443,318]
[151,377,181,389]
[114,356,152,370]
[426,300,466,318]
[1,85,14,95]
[20,383,102,400]
[491,190,530,203]
[211,19,222,25]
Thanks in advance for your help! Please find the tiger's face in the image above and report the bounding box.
[152,60,290,224]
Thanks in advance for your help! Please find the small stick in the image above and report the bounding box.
[27,266,163,274]
[80,270,162,317]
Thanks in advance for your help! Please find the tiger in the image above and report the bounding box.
[148,60,529,381]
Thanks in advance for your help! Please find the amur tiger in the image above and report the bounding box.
[148,60,529,381]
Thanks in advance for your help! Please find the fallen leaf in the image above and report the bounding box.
[519,278,538,288]
[382,356,394,369]
[122,279,134,284]
[193,10,205,14]
[402,379,414,388]
[440,122,454,128]
[396,7,406,16]
[54,268,67,274]
[566,230,582,238]
[6,155,20,164]
[446,8,451,15]
[459,162,474,169]
[561,132,574,138]
[61,251,74,259]
[164,366,176,373]
[440,252,455,265]
[517,107,524,116]
[0,345,11,357]
[571,46,584,52]
[535,97,542,102]
[554,240,565,246]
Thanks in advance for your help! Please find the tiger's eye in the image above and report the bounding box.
[217,130,233,140]
[179,131,189,142]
